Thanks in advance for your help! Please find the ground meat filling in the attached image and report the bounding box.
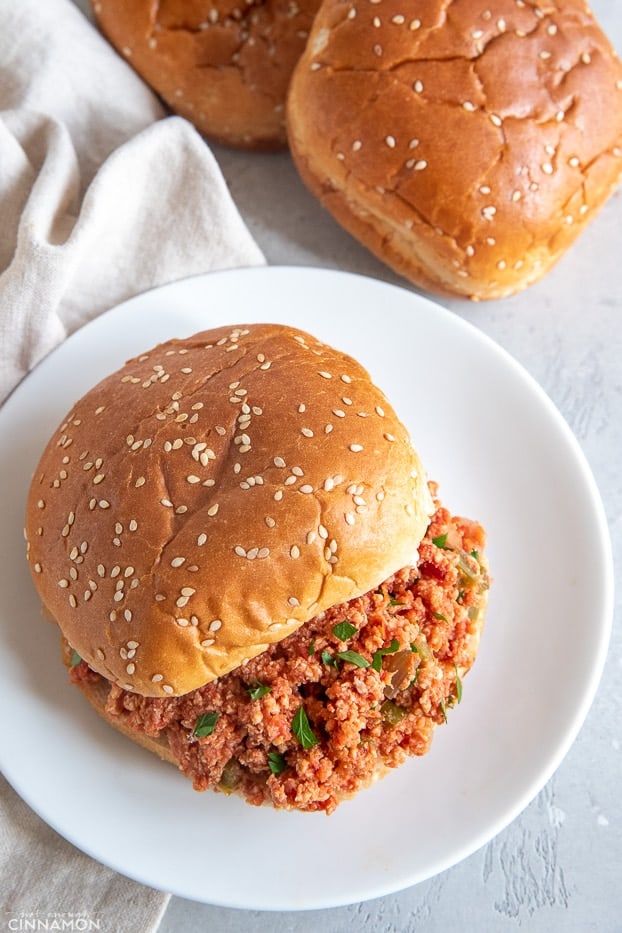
[71,493,489,813]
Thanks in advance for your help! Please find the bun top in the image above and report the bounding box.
[286,0,622,299]
[26,324,433,697]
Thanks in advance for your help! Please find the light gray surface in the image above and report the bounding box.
[75,1,621,929]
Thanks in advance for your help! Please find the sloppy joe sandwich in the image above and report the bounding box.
[287,0,622,299]
[25,323,489,813]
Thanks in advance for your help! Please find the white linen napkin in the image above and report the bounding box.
[0,0,265,926]
[0,0,265,404]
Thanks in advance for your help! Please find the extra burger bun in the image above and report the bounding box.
[286,0,622,300]
[90,0,320,149]
[26,324,433,698]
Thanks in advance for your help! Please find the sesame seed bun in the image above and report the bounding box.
[286,0,622,299]
[90,0,320,150]
[26,323,434,698]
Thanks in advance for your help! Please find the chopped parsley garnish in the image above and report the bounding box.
[321,649,339,668]
[193,712,219,738]
[371,639,400,672]
[432,533,452,550]
[335,650,370,668]
[69,650,82,668]
[470,549,480,561]
[292,706,318,749]
[433,611,448,622]
[454,664,463,704]
[267,751,287,775]
[307,639,316,656]
[388,598,405,607]
[332,620,358,641]
[439,700,448,724]
[246,681,271,700]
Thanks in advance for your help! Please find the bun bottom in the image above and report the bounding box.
[62,639,176,767]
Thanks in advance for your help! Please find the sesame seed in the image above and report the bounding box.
[207,504,219,516]
[301,427,314,437]
[385,134,396,148]
[489,114,502,127]
[176,618,189,626]
[300,484,314,494]
[318,524,328,539]
[413,80,424,93]
[235,545,247,557]
[349,444,364,452]
[162,685,174,695]
[482,206,497,221]
[290,545,300,559]
[414,160,427,171]
[258,547,270,559]
[410,18,421,29]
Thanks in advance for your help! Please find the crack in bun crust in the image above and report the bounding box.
[286,0,622,299]
[90,0,321,149]
[26,323,433,697]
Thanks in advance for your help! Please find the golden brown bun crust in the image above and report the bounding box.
[286,0,622,299]
[26,323,433,698]
[90,0,320,150]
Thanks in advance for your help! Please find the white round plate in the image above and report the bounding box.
[0,267,613,910]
